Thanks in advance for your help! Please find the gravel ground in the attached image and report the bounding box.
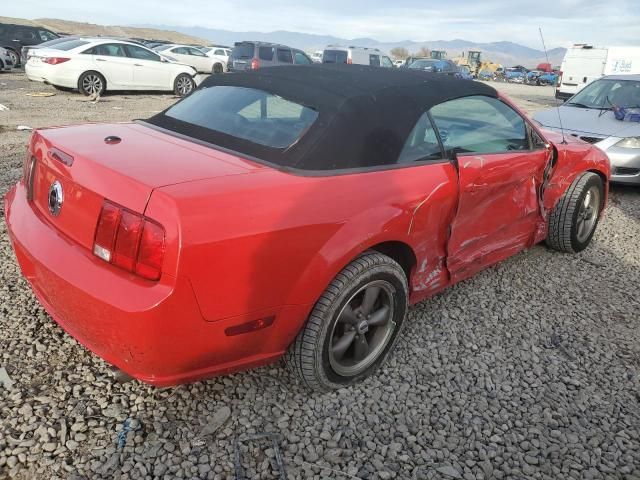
[1,72,639,480]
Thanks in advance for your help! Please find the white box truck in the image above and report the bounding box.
[557,44,640,100]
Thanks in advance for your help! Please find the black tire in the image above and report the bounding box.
[173,73,195,97]
[6,49,19,67]
[286,251,408,391]
[212,62,224,74]
[546,172,604,253]
[78,71,106,96]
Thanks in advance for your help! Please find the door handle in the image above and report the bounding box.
[96,58,106,62]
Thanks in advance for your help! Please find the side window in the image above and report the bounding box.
[214,49,225,55]
[187,47,205,56]
[430,96,528,154]
[277,48,293,64]
[369,54,380,67]
[294,51,311,64]
[259,46,274,61]
[94,43,128,57]
[398,112,443,163]
[381,56,393,68]
[38,30,56,42]
[126,45,160,61]
[16,28,37,41]
[173,47,189,55]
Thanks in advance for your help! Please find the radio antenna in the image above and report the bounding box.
[539,27,567,144]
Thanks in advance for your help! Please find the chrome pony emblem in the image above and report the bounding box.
[48,181,63,216]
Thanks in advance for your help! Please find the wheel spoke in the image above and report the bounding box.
[361,286,380,315]
[331,331,356,360]
[367,305,390,327]
[338,305,358,324]
[353,335,369,361]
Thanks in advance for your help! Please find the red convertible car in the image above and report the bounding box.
[5,65,609,391]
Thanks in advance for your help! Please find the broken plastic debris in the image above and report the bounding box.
[17,125,33,131]
[234,432,287,480]
[116,418,142,449]
[26,92,56,97]
[0,104,8,111]
[0,367,14,390]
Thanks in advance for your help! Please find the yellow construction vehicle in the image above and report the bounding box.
[453,50,483,76]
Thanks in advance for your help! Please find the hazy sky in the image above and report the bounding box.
[5,0,638,48]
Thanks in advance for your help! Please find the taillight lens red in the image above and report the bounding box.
[347,58,353,65]
[251,58,259,70]
[42,57,71,65]
[93,201,165,281]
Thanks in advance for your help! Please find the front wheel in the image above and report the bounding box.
[212,62,224,74]
[546,172,604,253]
[174,73,195,96]
[286,252,408,391]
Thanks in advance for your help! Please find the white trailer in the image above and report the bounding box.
[557,44,640,100]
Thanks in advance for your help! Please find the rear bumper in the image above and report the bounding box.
[24,63,77,88]
[4,182,308,386]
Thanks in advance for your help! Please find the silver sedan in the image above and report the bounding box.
[534,74,640,185]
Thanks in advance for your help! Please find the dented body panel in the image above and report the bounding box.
[4,93,610,386]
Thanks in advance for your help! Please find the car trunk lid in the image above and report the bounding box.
[28,122,261,250]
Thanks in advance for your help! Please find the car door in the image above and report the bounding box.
[125,44,172,89]
[276,48,293,66]
[369,54,381,67]
[90,43,133,88]
[430,95,551,283]
[293,50,312,65]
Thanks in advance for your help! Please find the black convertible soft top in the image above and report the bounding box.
[146,64,499,171]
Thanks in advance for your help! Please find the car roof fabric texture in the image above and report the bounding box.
[146,64,499,171]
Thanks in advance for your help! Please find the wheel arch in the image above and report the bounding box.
[368,240,417,282]
[78,70,107,92]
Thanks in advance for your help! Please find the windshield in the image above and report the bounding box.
[409,59,438,70]
[567,78,640,108]
[232,43,255,59]
[162,86,319,149]
[323,50,348,64]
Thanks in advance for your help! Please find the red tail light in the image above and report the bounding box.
[251,58,259,70]
[42,57,71,65]
[347,58,353,65]
[93,201,165,281]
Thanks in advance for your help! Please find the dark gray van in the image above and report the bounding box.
[229,41,312,71]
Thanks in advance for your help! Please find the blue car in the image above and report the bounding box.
[505,68,525,83]
[538,72,558,86]
[456,65,474,80]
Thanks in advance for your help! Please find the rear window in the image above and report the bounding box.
[233,43,255,59]
[50,39,89,51]
[323,50,348,64]
[163,86,318,148]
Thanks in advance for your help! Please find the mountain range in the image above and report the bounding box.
[142,25,566,68]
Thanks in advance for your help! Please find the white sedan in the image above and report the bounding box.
[202,46,231,73]
[155,44,221,74]
[25,38,197,96]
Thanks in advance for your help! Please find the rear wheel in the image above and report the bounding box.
[173,73,195,96]
[286,252,408,391]
[6,49,19,67]
[546,172,604,253]
[78,71,105,96]
[212,62,224,74]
